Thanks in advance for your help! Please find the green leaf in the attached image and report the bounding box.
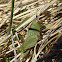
[13,37,16,41]
[18,18,21,21]
[21,18,41,52]
[6,59,10,62]
[18,34,24,40]
[22,8,28,12]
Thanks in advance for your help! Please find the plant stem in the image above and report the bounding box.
[9,0,14,34]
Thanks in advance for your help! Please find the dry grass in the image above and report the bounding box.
[0,0,62,62]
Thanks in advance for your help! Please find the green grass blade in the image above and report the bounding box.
[9,0,14,34]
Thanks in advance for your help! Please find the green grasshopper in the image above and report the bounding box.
[20,18,41,52]
[13,18,45,58]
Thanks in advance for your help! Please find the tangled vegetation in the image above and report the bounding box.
[0,0,62,62]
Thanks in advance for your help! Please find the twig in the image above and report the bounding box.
[6,45,20,54]
[13,5,43,19]
[0,16,9,28]
[0,34,11,45]
[10,53,21,62]
[11,30,17,62]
